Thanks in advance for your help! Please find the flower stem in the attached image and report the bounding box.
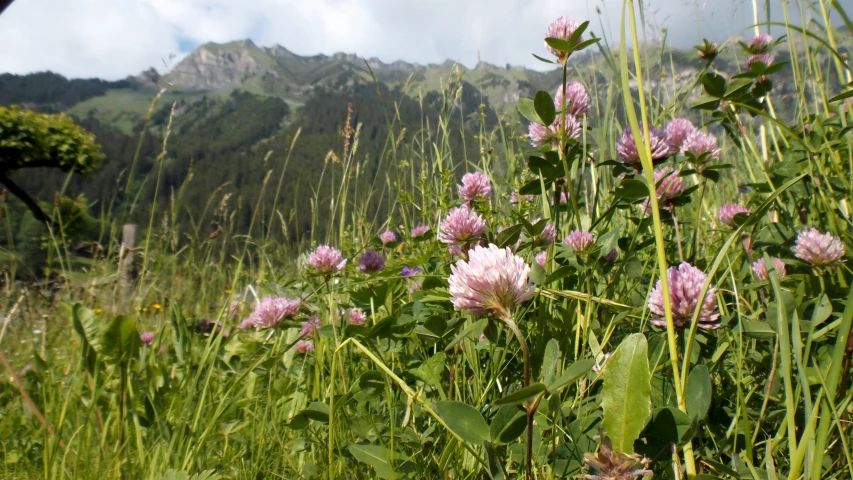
[504,317,533,480]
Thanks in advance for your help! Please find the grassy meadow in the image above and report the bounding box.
[2,1,853,479]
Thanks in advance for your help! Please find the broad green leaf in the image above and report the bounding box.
[101,315,142,362]
[601,333,651,453]
[548,358,595,392]
[409,352,446,388]
[685,365,712,421]
[493,383,546,407]
[540,339,559,386]
[298,402,329,423]
[347,444,396,479]
[496,224,523,249]
[489,407,527,444]
[701,72,727,97]
[433,400,489,444]
[643,407,695,446]
[533,90,556,126]
[517,98,541,125]
[614,179,649,199]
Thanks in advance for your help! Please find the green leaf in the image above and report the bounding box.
[358,371,385,397]
[433,400,490,444]
[643,407,695,446]
[347,444,396,479]
[614,179,649,200]
[101,315,142,362]
[517,98,542,125]
[489,407,527,444]
[548,358,595,392]
[533,90,556,126]
[527,156,561,179]
[701,72,727,97]
[544,37,571,52]
[483,442,506,480]
[298,402,330,423]
[828,89,853,103]
[685,365,712,421]
[493,383,546,407]
[600,333,651,453]
[496,224,523,249]
[409,352,446,388]
[540,339,559,386]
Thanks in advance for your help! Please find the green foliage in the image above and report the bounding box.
[600,333,651,453]
[0,105,105,174]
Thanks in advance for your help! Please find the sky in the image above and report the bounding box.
[0,0,810,80]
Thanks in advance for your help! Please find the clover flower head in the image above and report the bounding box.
[293,340,314,355]
[794,228,846,267]
[615,125,670,169]
[348,308,367,326]
[411,224,431,238]
[140,332,154,347]
[752,257,787,281]
[555,81,590,116]
[666,118,696,153]
[681,130,721,162]
[358,250,385,273]
[448,244,535,319]
[458,171,492,203]
[439,206,487,245]
[379,230,397,244]
[719,203,750,228]
[308,245,347,274]
[545,16,581,60]
[648,262,720,330]
[563,230,595,252]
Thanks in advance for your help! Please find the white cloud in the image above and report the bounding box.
[0,0,802,80]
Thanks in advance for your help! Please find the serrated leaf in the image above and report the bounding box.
[434,401,490,444]
[601,333,651,453]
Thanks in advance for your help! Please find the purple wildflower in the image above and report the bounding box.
[248,296,301,329]
[510,192,534,204]
[648,262,720,330]
[535,251,548,268]
[348,308,367,326]
[752,257,787,281]
[681,130,721,161]
[293,340,315,355]
[665,118,696,153]
[379,230,397,244]
[308,245,347,274]
[401,266,422,277]
[358,250,385,273]
[545,16,582,61]
[563,230,595,252]
[532,221,557,247]
[748,33,772,54]
[438,206,487,245]
[299,316,322,337]
[615,125,671,169]
[528,114,581,148]
[719,203,750,228]
[555,81,591,116]
[140,331,155,347]
[411,224,431,238]
[745,53,775,71]
[794,228,846,267]
[458,171,492,203]
[448,244,535,319]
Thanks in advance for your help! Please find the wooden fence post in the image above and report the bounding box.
[119,224,137,298]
